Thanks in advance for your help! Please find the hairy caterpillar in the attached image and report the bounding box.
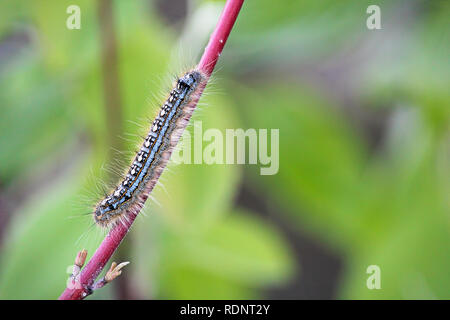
[94,70,207,228]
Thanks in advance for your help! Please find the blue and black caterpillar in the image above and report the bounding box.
[94,70,206,228]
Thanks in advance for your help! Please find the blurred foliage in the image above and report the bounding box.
[0,0,448,299]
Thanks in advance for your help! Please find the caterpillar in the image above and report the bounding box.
[94,69,207,228]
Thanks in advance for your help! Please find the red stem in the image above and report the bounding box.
[198,0,244,77]
[59,0,244,300]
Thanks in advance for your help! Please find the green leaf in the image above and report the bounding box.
[154,210,295,299]
[232,83,367,248]
[339,109,450,299]
[0,163,105,299]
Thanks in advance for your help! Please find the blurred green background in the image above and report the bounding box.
[0,0,449,299]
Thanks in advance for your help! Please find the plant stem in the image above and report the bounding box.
[58,0,244,300]
[198,0,244,77]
